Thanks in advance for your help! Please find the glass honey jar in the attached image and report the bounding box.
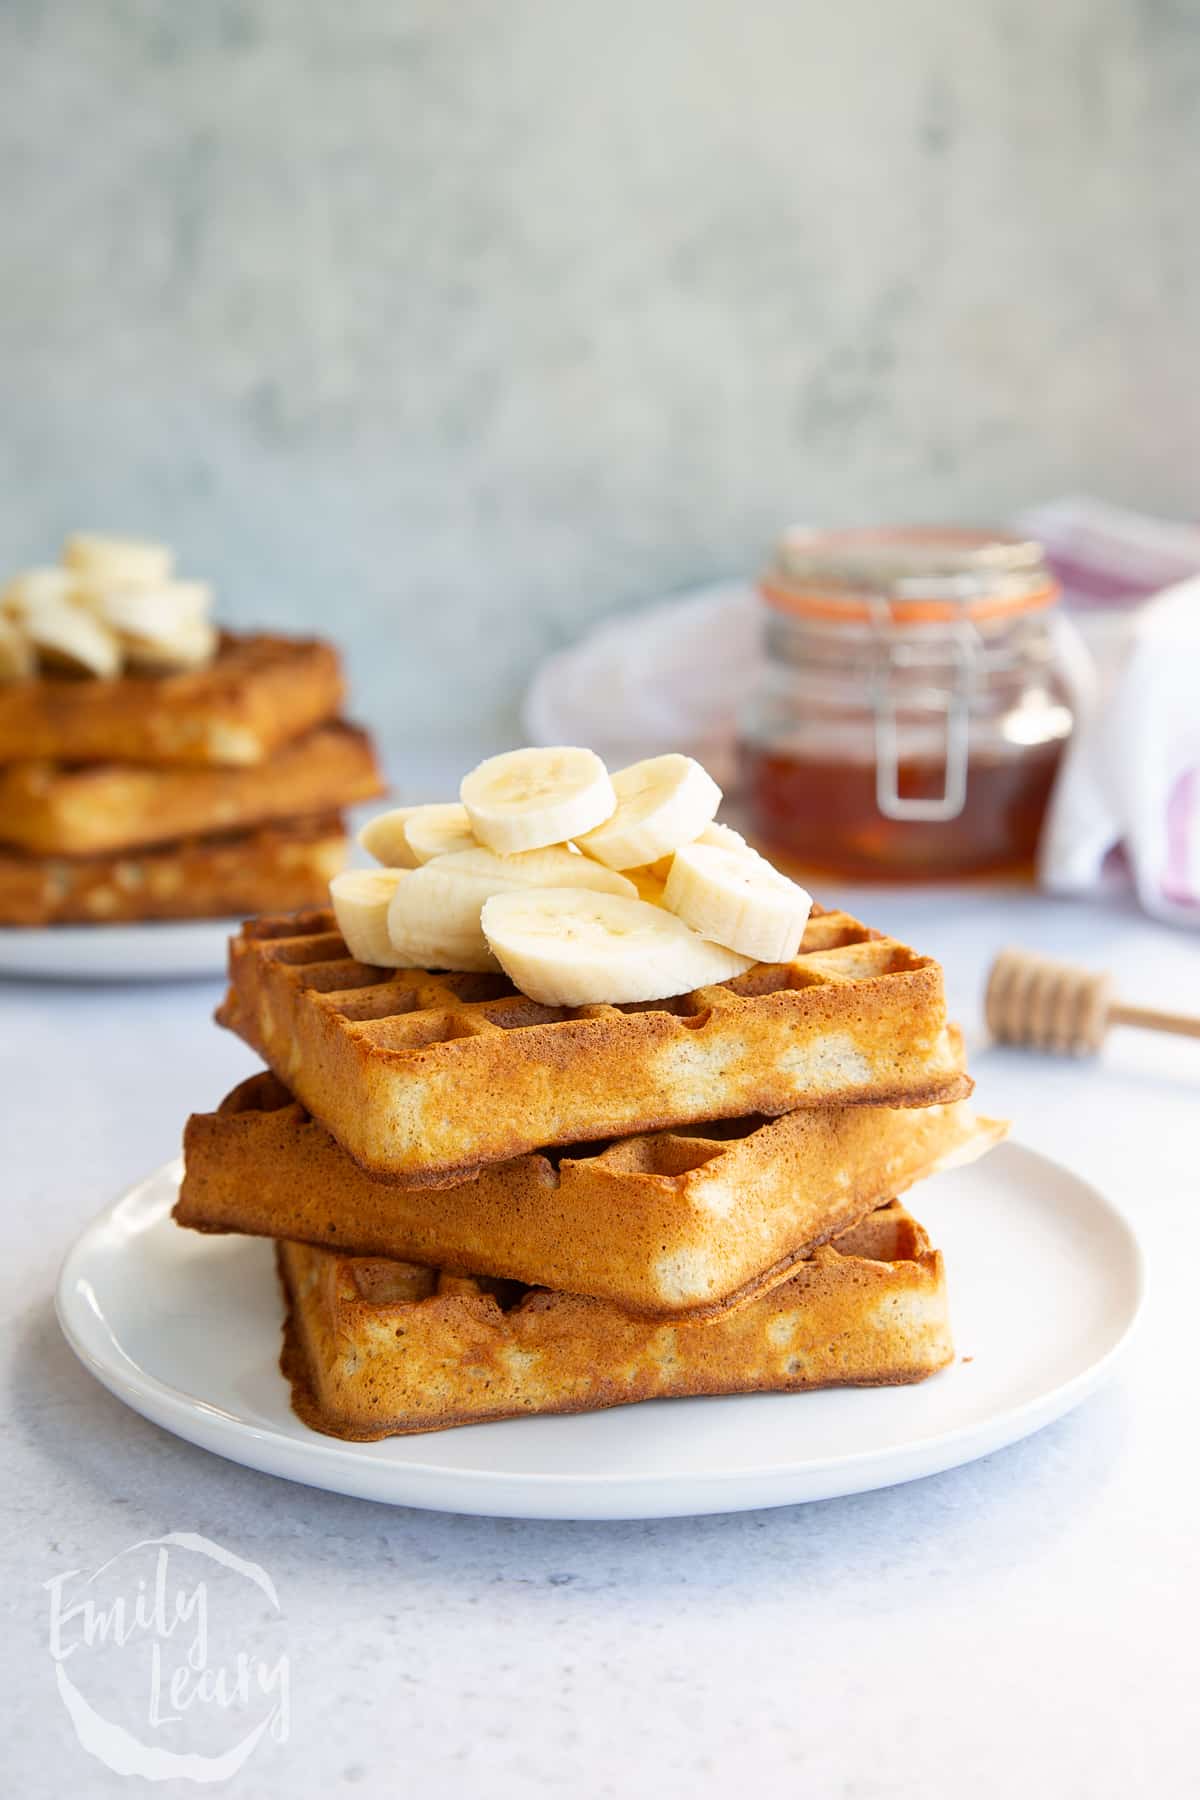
[739,527,1076,880]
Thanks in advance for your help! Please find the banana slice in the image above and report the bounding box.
[481,887,752,1006]
[576,754,721,870]
[461,747,615,854]
[23,595,121,677]
[385,864,499,972]
[2,552,217,676]
[1,568,120,676]
[88,579,211,631]
[663,844,812,963]
[358,808,421,869]
[330,869,409,966]
[1,567,81,618]
[442,845,636,897]
[82,580,215,670]
[360,803,476,868]
[642,820,754,885]
[0,615,34,681]
[385,846,635,970]
[62,534,174,586]
[401,803,477,864]
[697,820,753,855]
[121,614,218,671]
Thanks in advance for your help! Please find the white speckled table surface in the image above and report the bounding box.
[4,844,1198,1797]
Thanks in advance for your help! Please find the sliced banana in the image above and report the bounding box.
[3,567,119,676]
[481,887,752,1006]
[401,803,477,865]
[441,845,636,897]
[358,808,421,869]
[62,533,174,586]
[461,746,615,854]
[385,864,499,972]
[1,567,81,618]
[642,820,754,885]
[576,754,721,870]
[23,595,121,678]
[88,579,211,631]
[81,579,214,670]
[2,544,220,676]
[121,614,219,671]
[360,803,476,868]
[385,845,635,971]
[697,820,753,856]
[330,869,409,966]
[0,615,34,681]
[663,844,812,963]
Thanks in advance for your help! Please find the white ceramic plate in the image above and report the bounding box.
[56,1143,1143,1520]
[0,917,235,981]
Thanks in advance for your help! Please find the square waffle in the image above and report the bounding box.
[0,815,349,926]
[0,632,344,767]
[278,1200,953,1439]
[218,906,972,1185]
[0,721,383,856]
[178,1071,1002,1316]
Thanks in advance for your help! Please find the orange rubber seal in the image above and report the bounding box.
[759,576,1060,627]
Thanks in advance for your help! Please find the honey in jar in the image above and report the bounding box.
[739,528,1076,881]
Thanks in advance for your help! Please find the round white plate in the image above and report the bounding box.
[0,917,235,981]
[56,1143,1143,1520]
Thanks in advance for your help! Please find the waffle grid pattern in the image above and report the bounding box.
[219,905,971,1183]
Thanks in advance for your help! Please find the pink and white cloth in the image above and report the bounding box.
[1018,499,1200,924]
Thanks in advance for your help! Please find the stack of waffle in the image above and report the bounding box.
[177,900,1003,1440]
[0,538,383,925]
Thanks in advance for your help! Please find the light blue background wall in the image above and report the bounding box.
[2,1,1197,745]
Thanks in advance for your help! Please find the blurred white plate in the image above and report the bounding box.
[523,579,760,783]
[0,917,234,981]
[56,1143,1143,1520]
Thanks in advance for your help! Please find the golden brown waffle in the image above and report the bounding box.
[219,906,972,1185]
[179,1071,1002,1316]
[0,632,344,767]
[279,1200,953,1439]
[0,721,383,856]
[0,815,349,926]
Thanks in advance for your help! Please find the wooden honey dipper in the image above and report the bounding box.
[985,946,1200,1056]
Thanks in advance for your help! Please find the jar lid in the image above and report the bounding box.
[761,526,1059,625]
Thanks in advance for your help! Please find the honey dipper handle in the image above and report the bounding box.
[1108,1002,1200,1040]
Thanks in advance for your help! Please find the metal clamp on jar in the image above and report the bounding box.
[739,527,1075,880]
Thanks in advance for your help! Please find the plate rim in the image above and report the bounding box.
[0,915,237,981]
[55,1142,1146,1517]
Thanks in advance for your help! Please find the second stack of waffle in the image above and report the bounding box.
[0,632,384,926]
